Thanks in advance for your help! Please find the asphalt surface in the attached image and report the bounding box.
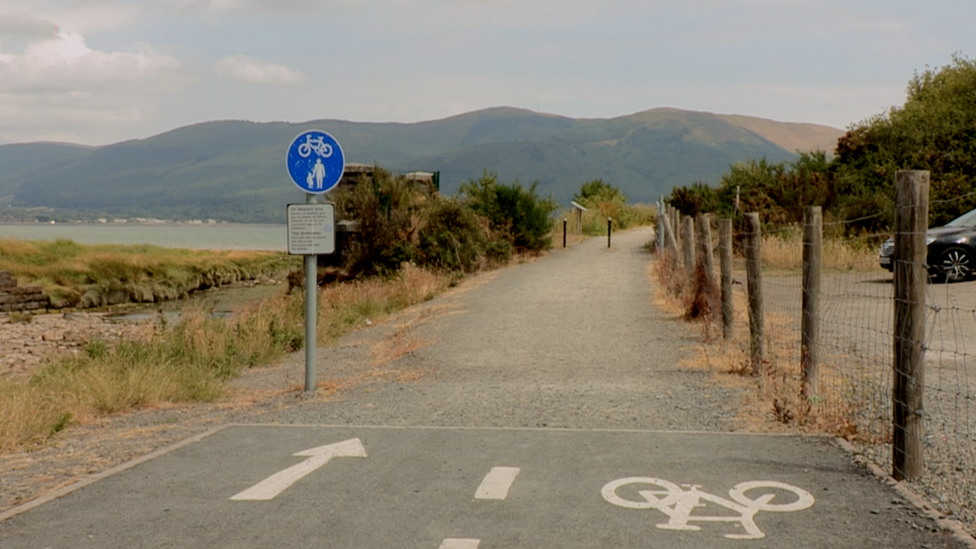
[0,226,969,548]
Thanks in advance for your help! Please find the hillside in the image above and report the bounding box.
[0,108,843,223]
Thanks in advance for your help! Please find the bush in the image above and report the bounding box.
[460,171,557,253]
[416,197,493,271]
[332,167,424,276]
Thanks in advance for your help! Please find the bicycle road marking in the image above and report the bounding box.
[474,467,521,500]
[601,477,815,540]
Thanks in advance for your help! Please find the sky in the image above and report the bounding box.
[0,0,974,146]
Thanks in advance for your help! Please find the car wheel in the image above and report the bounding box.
[938,247,974,282]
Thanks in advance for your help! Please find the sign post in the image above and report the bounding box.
[286,130,345,393]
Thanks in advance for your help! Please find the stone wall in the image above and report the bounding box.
[0,271,50,312]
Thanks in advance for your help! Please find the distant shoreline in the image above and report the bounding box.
[0,221,285,227]
[0,223,288,251]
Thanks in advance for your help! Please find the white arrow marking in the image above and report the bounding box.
[230,438,367,501]
[475,466,521,500]
[438,539,480,549]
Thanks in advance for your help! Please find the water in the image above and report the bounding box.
[0,223,287,251]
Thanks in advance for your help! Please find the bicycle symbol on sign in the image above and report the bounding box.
[601,477,815,540]
[298,134,334,159]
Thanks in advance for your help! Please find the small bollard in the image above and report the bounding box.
[607,217,612,248]
[563,218,567,248]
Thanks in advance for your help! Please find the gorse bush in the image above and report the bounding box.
[416,197,493,272]
[332,167,425,276]
[332,168,557,277]
[459,171,557,253]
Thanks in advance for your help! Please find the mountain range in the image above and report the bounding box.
[0,107,843,223]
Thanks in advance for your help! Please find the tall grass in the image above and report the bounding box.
[0,237,298,307]
[317,263,449,343]
[758,230,877,272]
[0,264,452,451]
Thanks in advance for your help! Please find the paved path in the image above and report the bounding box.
[0,227,968,548]
[281,225,737,431]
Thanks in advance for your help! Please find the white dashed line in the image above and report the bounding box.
[474,466,521,500]
[438,539,480,549]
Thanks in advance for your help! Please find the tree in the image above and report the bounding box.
[574,179,626,206]
[834,54,976,226]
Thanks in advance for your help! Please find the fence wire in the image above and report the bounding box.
[763,217,976,530]
[662,199,976,535]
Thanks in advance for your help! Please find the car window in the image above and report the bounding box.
[945,208,976,228]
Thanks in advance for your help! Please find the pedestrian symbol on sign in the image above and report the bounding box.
[286,130,344,194]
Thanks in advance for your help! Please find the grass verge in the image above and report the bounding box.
[0,237,299,308]
[0,264,453,452]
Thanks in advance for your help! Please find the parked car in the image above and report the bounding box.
[879,207,976,282]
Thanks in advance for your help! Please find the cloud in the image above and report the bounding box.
[164,0,354,15]
[0,31,182,93]
[214,55,307,85]
[0,24,186,145]
[0,12,59,39]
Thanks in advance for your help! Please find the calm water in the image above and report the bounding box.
[0,223,287,251]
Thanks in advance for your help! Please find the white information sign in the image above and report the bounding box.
[287,203,336,255]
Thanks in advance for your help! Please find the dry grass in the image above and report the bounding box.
[651,253,868,440]
[317,263,451,344]
[0,264,456,452]
[758,232,878,273]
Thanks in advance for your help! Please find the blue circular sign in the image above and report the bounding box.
[286,130,345,194]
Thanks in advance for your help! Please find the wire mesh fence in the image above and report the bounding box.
[658,173,976,534]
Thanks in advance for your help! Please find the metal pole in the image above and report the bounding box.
[304,192,318,393]
[607,217,612,248]
[563,218,567,248]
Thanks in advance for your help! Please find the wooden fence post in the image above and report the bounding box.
[662,210,680,256]
[719,218,734,340]
[657,200,665,253]
[671,209,681,251]
[696,215,716,284]
[681,216,696,278]
[743,212,765,375]
[801,206,822,399]
[893,170,929,482]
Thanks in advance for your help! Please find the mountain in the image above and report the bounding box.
[0,107,843,223]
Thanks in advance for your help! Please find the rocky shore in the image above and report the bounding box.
[1,311,157,377]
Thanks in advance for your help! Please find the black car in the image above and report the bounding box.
[879,207,976,282]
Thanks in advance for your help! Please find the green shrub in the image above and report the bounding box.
[332,167,424,276]
[460,171,557,252]
[416,197,493,271]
